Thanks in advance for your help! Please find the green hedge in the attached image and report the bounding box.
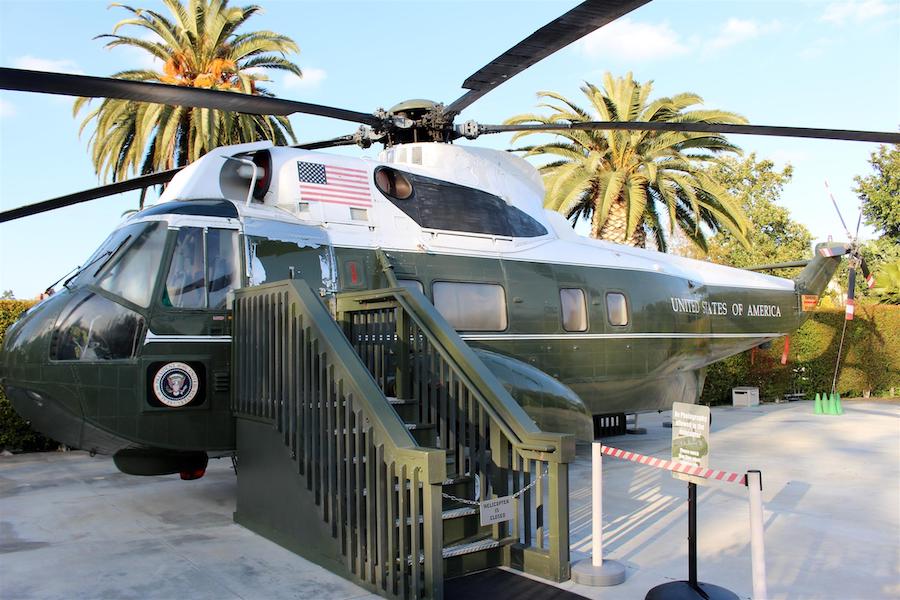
[0,299,58,451]
[703,305,900,404]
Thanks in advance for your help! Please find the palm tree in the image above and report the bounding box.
[505,72,750,251]
[74,0,302,184]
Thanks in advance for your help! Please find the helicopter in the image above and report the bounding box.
[0,0,897,479]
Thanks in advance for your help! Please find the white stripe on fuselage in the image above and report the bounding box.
[144,332,233,344]
[459,333,781,341]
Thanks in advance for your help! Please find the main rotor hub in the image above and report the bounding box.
[383,99,454,146]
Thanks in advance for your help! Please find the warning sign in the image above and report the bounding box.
[671,402,711,485]
[480,496,513,527]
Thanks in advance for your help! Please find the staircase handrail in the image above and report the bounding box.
[336,286,575,463]
[234,280,447,482]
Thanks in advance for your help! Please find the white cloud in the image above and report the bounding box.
[0,99,15,118]
[283,67,327,90]
[580,18,688,62]
[706,18,782,51]
[12,56,83,74]
[822,0,891,24]
[799,37,832,60]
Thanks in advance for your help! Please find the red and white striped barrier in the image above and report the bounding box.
[600,445,747,485]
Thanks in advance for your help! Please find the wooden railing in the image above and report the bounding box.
[337,286,575,582]
[232,280,446,599]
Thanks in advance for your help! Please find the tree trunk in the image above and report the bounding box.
[593,198,646,247]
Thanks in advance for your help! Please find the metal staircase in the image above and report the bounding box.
[231,280,574,599]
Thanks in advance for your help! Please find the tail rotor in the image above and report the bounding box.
[824,182,877,397]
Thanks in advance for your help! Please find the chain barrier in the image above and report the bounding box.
[441,467,548,507]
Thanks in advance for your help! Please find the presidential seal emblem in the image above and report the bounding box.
[153,362,199,407]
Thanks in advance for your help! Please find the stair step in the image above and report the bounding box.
[441,506,478,520]
[442,474,472,486]
[407,535,512,565]
[405,423,435,431]
[395,506,479,526]
[442,536,502,559]
[386,396,417,406]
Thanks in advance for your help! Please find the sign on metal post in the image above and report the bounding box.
[671,402,711,485]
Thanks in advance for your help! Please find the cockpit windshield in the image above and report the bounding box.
[65,221,167,308]
[97,222,168,307]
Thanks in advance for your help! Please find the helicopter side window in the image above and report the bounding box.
[163,227,239,310]
[560,288,588,332]
[374,167,548,238]
[432,282,507,331]
[607,292,629,326]
[97,221,167,308]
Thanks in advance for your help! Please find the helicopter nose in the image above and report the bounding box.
[0,293,86,449]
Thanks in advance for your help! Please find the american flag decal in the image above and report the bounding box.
[298,161,371,207]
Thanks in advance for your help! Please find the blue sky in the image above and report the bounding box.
[1,0,898,298]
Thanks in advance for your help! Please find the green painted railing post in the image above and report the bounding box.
[396,308,411,400]
[422,480,444,599]
[490,427,510,541]
[546,460,571,582]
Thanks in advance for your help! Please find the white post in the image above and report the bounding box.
[592,442,604,567]
[747,470,768,600]
[572,442,625,585]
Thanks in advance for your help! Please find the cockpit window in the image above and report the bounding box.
[53,292,144,361]
[66,221,160,290]
[97,221,167,308]
[207,229,240,309]
[165,228,207,309]
[163,227,239,310]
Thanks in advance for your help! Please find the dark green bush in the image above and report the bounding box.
[0,300,58,451]
[703,305,900,403]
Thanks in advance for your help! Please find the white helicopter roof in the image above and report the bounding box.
[153,141,794,292]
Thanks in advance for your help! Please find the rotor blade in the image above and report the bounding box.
[854,209,862,239]
[292,135,358,150]
[444,0,651,116]
[847,266,857,302]
[0,169,180,223]
[861,259,876,288]
[477,121,900,144]
[0,68,381,126]
[824,180,852,237]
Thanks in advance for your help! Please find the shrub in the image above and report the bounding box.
[0,300,58,451]
[703,305,900,403]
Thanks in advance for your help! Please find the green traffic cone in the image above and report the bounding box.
[835,393,844,415]
[814,393,823,414]
[828,392,838,415]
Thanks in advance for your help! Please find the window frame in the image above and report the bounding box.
[559,287,589,332]
[431,280,508,332]
[159,224,242,312]
[605,291,630,327]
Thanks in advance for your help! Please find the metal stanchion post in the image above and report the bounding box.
[571,442,626,586]
[746,471,768,600]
